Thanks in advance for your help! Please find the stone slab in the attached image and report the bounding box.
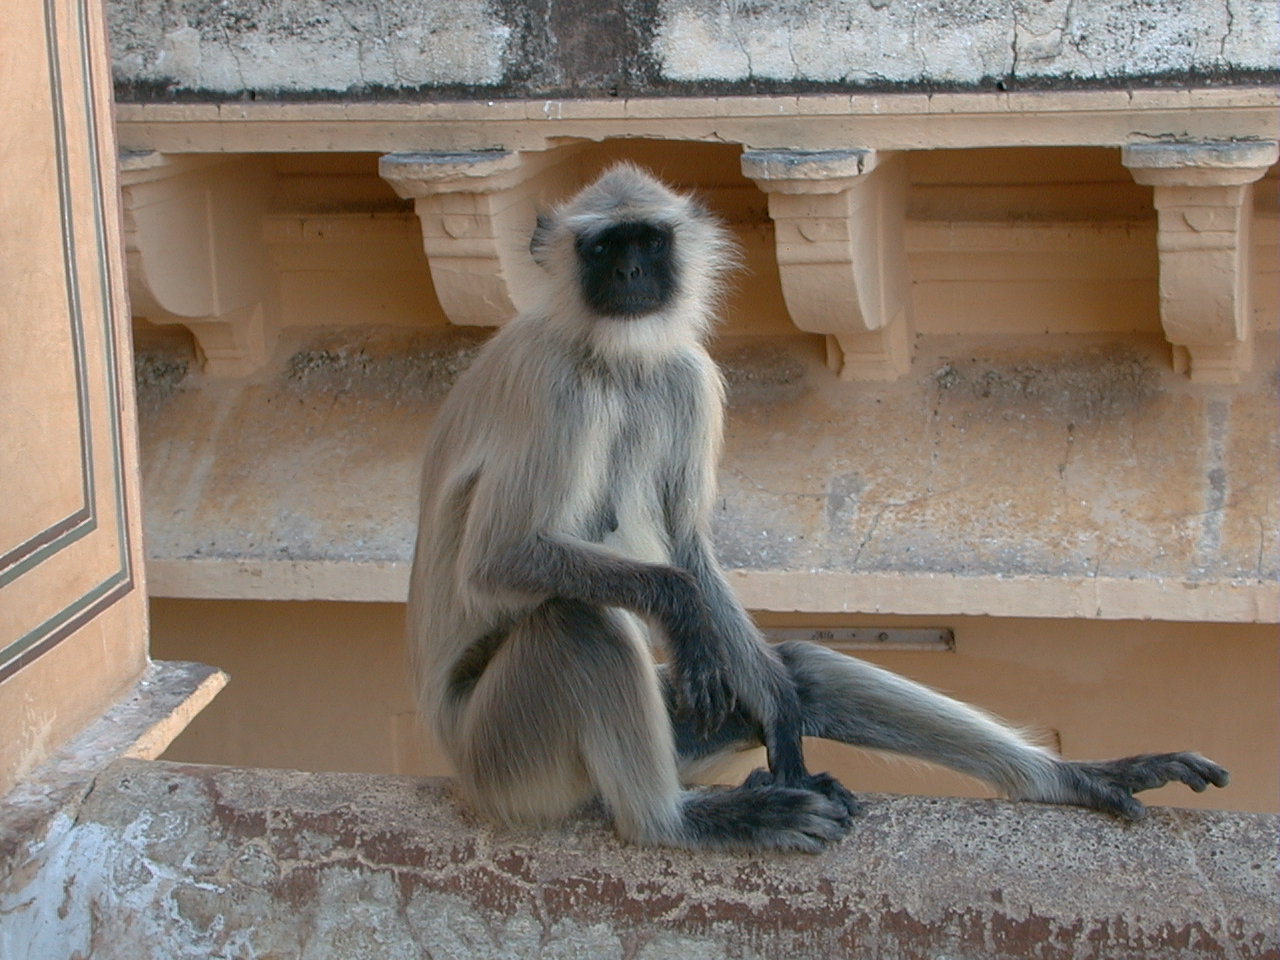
[4,758,1274,959]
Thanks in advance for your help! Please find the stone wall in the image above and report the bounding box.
[108,0,1280,101]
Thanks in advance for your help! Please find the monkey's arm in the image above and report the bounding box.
[474,531,737,719]
[667,532,814,782]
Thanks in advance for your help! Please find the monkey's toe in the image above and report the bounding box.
[683,781,853,852]
[740,768,863,826]
[801,771,863,820]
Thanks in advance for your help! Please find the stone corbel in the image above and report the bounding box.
[378,151,547,327]
[742,149,913,380]
[1122,141,1278,383]
[119,152,274,377]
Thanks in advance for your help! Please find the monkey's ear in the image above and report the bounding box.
[529,213,555,269]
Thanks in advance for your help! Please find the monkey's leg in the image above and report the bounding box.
[777,641,1228,819]
[455,600,852,851]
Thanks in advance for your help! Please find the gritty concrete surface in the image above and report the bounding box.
[133,326,1280,616]
[107,0,1279,100]
[2,757,1274,959]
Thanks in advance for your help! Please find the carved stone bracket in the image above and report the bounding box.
[119,152,274,377]
[379,151,548,327]
[742,149,913,380]
[1122,140,1278,383]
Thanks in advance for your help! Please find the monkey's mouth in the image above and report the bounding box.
[613,298,667,318]
[590,290,673,319]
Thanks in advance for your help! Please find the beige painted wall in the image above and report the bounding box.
[151,599,1278,814]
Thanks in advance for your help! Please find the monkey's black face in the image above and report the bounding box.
[576,222,678,318]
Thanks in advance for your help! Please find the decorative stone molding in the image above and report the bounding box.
[1122,140,1279,383]
[742,149,913,380]
[379,150,552,328]
[119,152,275,377]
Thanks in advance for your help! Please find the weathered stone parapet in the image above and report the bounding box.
[742,149,913,380]
[379,149,561,328]
[120,151,275,376]
[6,758,1274,960]
[1122,140,1279,383]
[107,0,1280,101]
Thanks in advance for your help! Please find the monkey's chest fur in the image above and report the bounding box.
[570,360,699,566]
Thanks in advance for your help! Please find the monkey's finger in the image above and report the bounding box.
[692,700,729,738]
[1095,788,1147,821]
[1172,763,1211,792]
[1160,753,1228,792]
[1127,752,1229,793]
[1182,754,1230,788]
[680,675,735,736]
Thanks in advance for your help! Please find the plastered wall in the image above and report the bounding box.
[150,598,1279,814]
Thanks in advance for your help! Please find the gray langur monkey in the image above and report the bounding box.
[406,164,1228,852]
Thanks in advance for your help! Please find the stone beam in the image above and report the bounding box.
[8,759,1274,959]
[119,152,275,377]
[379,150,549,328]
[1123,140,1279,383]
[743,148,913,380]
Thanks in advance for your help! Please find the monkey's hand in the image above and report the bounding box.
[1052,752,1229,821]
[660,569,739,735]
[671,647,738,737]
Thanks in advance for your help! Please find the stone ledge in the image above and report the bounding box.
[107,0,1278,100]
[135,330,1280,622]
[144,558,1280,624]
[112,88,1280,155]
[6,758,1275,959]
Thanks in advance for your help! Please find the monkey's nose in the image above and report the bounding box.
[617,264,642,280]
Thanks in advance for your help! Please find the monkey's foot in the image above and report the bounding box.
[681,781,855,853]
[1053,751,1229,820]
[741,767,864,823]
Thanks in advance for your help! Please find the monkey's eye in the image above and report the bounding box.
[574,235,609,259]
[643,234,666,252]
